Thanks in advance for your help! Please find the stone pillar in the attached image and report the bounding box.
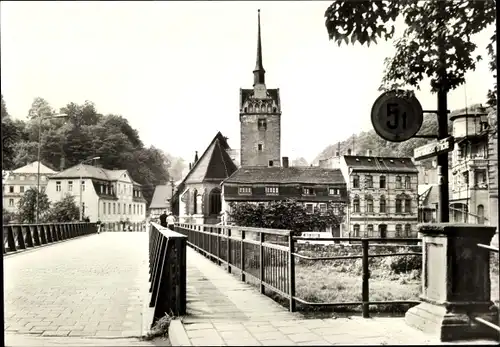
[405,223,499,342]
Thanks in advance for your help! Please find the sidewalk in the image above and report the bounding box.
[169,247,498,346]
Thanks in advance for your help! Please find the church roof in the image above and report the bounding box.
[149,185,173,209]
[240,88,280,109]
[223,167,345,185]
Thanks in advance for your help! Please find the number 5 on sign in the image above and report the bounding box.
[371,90,423,142]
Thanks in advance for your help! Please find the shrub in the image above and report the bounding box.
[383,254,422,274]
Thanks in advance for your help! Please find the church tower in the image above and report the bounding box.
[239,10,282,167]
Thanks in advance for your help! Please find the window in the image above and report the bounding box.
[119,184,121,194]
[395,198,402,213]
[68,181,73,192]
[133,204,136,214]
[319,203,327,213]
[367,224,374,237]
[462,172,469,185]
[81,180,86,192]
[265,186,279,195]
[108,202,111,215]
[258,144,263,151]
[103,202,106,215]
[329,188,339,195]
[124,203,126,214]
[353,195,360,213]
[404,176,411,189]
[366,195,374,213]
[56,181,61,192]
[20,175,25,181]
[20,186,25,193]
[305,204,313,213]
[405,198,412,213]
[257,118,267,130]
[365,175,373,188]
[395,224,402,237]
[379,176,386,189]
[113,203,116,214]
[118,203,121,214]
[353,175,360,188]
[379,196,386,213]
[129,204,132,215]
[404,224,411,237]
[477,204,485,224]
[268,160,274,167]
[9,186,14,193]
[9,199,14,207]
[238,186,252,195]
[396,176,402,189]
[353,224,360,237]
[209,188,222,215]
[303,187,314,195]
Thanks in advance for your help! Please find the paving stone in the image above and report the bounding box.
[186,328,221,339]
[224,338,262,346]
[42,330,70,337]
[190,337,226,346]
[251,330,290,341]
[286,332,324,343]
[184,323,214,330]
[278,325,312,335]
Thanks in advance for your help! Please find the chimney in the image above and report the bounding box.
[194,151,199,163]
[282,157,289,168]
[347,149,352,155]
[366,149,372,156]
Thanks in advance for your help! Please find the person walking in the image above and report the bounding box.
[166,213,176,231]
[96,219,102,234]
[159,210,168,228]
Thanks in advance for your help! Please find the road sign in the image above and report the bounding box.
[371,90,424,142]
[414,136,454,161]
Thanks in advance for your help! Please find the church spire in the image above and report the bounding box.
[253,9,265,87]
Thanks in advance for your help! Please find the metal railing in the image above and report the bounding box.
[175,223,422,318]
[148,222,187,327]
[3,222,97,254]
[475,243,500,333]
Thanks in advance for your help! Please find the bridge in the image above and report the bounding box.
[3,222,499,346]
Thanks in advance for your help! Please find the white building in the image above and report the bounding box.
[45,164,147,229]
[2,161,58,214]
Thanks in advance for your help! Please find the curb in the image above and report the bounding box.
[168,320,191,346]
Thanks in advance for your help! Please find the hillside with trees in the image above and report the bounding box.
[1,95,185,205]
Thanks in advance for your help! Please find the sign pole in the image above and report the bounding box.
[437,0,449,223]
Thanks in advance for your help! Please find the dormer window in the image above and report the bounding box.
[265,186,279,195]
[238,186,252,195]
[329,188,339,195]
[303,187,315,196]
[258,118,267,131]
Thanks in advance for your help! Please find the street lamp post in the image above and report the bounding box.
[79,156,101,221]
[36,113,69,223]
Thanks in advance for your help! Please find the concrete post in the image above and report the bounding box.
[405,223,499,341]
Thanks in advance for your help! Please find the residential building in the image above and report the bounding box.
[2,161,58,214]
[45,164,147,229]
[450,111,494,226]
[175,132,238,225]
[323,153,419,239]
[221,159,348,235]
[149,184,174,217]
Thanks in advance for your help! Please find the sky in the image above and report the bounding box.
[1,1,495,164]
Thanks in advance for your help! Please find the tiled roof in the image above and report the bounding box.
[149,185,173,209]
[223,167,345,184]
[13,161,58,174]
[344,156,418,173]
[240,88,280,109]
[50,164,138,183]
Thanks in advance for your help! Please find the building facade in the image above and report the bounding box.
[450,111,493,225]
[322,154,419,239]
[2,161,58,214]
[45,164,147,229]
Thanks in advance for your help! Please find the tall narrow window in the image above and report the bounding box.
[367,224,374,237]
[103,202,106,215]
[395,198,402,213]
[113,203,116,214]
[379,176,386,189]
[68,181,73,192]
[379,195,386,213]
[81,181,86,192]
[353,175,360,188]
[353,224,360,237]
[20,186,25,193]
[405,198,412,213]
[209,188,222,215]
[258,144,263,151]
[365,175,373,188]
[56,182,61,192]
[257,118,267,130]
[353,195,360,213]
[366,195,374,213]
[405,176,411,189]
[9,186,14,193]
[396,176,402,189]
[395,224,402,237]
[404,224,411,237]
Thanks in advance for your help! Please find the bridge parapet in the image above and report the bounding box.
[3,222,97,254]
[147,222,187,327]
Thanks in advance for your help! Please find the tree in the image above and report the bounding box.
[228,199,345,234]
[17,187,51,223]
[324,1,496,97]
[44,194,80,222]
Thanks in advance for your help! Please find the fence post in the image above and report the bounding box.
[227,228,232,274]
[241,230,245,282]
[361,238,370,318]
[288,232,296,312]
[260,232,265,294]
[217,227,221,265]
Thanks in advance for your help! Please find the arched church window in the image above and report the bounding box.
[193,189,198,215]
[267,104,272,113]
[209,188,222,215]
[249,104,254,113]
[273,107,277,113]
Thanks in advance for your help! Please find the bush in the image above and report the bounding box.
[44,194,80,222]
[383,255,422,274]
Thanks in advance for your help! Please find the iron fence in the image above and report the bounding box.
[3,222,97,254]
[175,223,422,317]
[148,222,186,326]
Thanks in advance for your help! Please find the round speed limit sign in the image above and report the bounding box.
[371,90,423,142]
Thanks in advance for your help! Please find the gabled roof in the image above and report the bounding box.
[149,185,173,209]
[13,161,58,174]
[50,164,139,184]
[344,155,418,173]
[182,131,237,185]
[240,88,281,109]
[223,167,345,185]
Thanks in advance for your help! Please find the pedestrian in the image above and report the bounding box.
[159,210,168,228]
[166,213,176,231]
[96,219,102,234]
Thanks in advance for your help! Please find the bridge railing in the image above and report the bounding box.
[148,222,186,327]
[175,223,423,316]
[3,222,97,254]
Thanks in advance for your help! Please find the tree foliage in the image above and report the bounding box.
[44,194,80,222]
[324,0,496,95]
[1,97,172,206]
[17,187,51,224]
[228,200,345,234]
